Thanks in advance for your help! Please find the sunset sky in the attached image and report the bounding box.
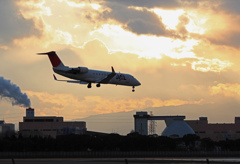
[1,0,240,134]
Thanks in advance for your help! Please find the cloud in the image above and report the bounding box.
[209,83,240,98]
[218,0,240,14]
[101,1,171,36]
[104,0,180,9]
[24,90,202,119]
[2,0,240,134]
[179,1,240,48]
[0,0,40,46]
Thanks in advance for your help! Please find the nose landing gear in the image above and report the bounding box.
[132,86,135,92]
[96,83,101,87]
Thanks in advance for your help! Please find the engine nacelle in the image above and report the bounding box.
[68,67,88,74]
[78,67,88,73]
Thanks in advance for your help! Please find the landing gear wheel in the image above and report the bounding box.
[87,83,92,88]
[96,83,101,87]
[132,86,135,92]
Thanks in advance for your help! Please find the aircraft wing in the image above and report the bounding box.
[96,66,116,84]
[53,74,88,84]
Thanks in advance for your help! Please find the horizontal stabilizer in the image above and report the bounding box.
[53,74,87,84]
[37,51,64,67]
[37,51,56,55]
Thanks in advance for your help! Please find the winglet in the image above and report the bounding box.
[111,66,115,73]
[53,74,57,80]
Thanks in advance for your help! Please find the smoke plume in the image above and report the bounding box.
[0,76,31,107]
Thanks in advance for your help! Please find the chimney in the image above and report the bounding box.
[26,107,34,117]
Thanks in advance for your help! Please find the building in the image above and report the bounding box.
[185,117,240,141]
[19,108,86,138]
[0,120,15,138]
[161,120,195,138]
[134,111,195,138]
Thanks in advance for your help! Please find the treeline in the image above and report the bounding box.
[1,133,240,152]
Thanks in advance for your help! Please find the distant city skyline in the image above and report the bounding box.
[1,0,240,135]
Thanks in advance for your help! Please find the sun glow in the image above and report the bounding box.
[17,0,52,18]
[185,11,208,35]
[152,8,208,35]
[152,9,185,30]
[91,24,199,59]
[191,58,232,72]
[61,0,86,8]
[90,4,101,10]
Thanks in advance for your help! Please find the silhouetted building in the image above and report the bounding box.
[134,111,194,138]
[186,117,240,141]
[26,107,34,117]
[19,108,86,138]
[0,120,15,138]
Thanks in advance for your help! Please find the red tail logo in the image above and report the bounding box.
[37,51,63,67]
[47,51,62,67]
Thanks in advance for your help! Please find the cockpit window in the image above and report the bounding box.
[116,74,126,80]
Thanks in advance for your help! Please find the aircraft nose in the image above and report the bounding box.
[134,78,141,86]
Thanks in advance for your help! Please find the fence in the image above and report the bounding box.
[0,151,240,158]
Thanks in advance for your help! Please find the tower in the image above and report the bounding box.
[148,111,156,135]
[26,107,34,117]
[134,112,149,135]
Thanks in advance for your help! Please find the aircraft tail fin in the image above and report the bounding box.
[37,51,64,67]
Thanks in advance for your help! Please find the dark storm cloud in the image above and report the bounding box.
[207,32,240,48]
[104,0,180,8]
[219,0,240,14]
[127,19,165,36]
[0,0,40,45]
[101,0,204,38]
[102,1,171,36]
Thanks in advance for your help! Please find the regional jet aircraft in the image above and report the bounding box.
[38,51,141,92]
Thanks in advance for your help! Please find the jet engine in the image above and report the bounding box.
[68,67,88,74]
[78,67,88,73]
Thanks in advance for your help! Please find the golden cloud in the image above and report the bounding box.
[24,90,202,119]
[209,83,240,97]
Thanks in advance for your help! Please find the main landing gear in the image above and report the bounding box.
[87,83,92,88]
[87,83,136,92]
[132,86,135,92]
[87,83,101,88]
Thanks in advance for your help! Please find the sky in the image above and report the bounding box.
[1,0,240,134]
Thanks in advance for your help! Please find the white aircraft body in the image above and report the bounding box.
[38,51,141,92]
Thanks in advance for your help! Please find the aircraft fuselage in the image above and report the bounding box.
[38,51,141,92]
[53,67,140,86]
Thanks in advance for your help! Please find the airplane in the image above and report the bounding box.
[37,51,141,92]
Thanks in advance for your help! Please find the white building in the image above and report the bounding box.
[134,111,195,138]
